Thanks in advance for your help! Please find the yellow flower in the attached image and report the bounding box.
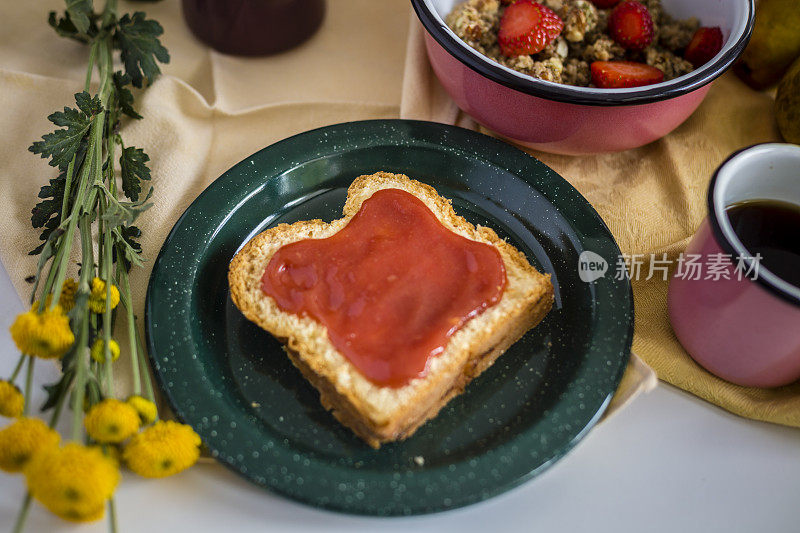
[32,278,78,313]
[9,306,74,359]
[0,417,60,472]
[88,277,120,314]
[90,338,120,364]
[54,278,79,312]
[97,444,121,467]
[25,442,119,522]
[56,501,106,523]
[127,395,158,425]
[0,380,24,418]
[59,278,78,311]
[123,420,201,478]
[84,399,140,444]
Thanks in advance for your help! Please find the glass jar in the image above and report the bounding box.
[182,0,326,56]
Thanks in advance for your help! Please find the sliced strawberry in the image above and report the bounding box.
[684,27,723,67]
[608,1,654,51]
[590,0,621,8]
[591,61,664,88]
[498,0,564,56]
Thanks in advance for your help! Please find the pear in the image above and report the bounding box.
[734,0,800,90]
[775,55,800,144]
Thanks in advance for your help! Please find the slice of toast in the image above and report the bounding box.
[228,172,553,448]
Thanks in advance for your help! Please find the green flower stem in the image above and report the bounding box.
[55,40,98,227]
[47,35,112,313]
[71,215,95,441]
[136,326,156,405]
[71,325,89,441]
[23,356,34,416]
[101,203,114,395]
[117,266,141,396]
[8,353,26,382]
[83,41,98,92]
[45,132,98,312]
[102,0,118,27]
[103,352,114,398]
[60,157,78,226]
[48,374,71,428]
[11,493,32,533]
[107,495,118,533]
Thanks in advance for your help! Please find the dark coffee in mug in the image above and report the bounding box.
[726,199,800,287]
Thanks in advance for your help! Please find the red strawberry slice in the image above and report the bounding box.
[498,0,564,56]
[590,0,621,8]
[684,27,723,67]
[608,1,654,51]
[591,61,664,88]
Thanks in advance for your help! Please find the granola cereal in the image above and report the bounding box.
[645,48,694,79]
[561,0,599,43]
[446,0,702,87]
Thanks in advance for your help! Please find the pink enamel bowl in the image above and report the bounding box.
[411,0,755,155]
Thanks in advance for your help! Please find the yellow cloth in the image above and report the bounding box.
[401,18,800,427]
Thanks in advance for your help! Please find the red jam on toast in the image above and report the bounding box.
[261,188,507,387]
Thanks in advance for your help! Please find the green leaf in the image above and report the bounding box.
[29,140,86,255]
[75,91,103,116]
[112,71,142,119]
[119,225,142,254]
[114,12,170,88]
[47,9,96,42]
[119,145,151,201]
[31,178,64,228]
[98,183,152,230]
[65,0,93,35]
[114,225,143,271]
[48,11,83,41]
[29,94,93,169]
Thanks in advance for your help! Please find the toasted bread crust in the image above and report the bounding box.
[228,172,553,448]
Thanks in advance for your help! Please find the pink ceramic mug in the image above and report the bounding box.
[668,144,800,388]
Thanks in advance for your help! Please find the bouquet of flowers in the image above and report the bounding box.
[0,1,201,530]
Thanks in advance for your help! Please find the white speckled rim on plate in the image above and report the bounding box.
[412,0,755,105]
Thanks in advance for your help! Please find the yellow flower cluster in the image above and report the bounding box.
[123,420,201,478]
[33,278,79,313]
[0,394,201,524]
[9,305,74,359]
[58,278,78,312]
[0,417,60,472]
[85,399,140,443]
[0,380,24,418]
[90,338,120,364]
[88,277,120,314]
[83,396,201,479]
[127,395,158,425]
[25,442,119,522]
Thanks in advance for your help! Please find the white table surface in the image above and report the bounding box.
[1,257,798,533]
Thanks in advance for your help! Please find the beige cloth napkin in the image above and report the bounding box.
[401,17,800,427]
[0,0,405,398]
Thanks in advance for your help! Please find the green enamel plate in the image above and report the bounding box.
[145,120,632,515]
